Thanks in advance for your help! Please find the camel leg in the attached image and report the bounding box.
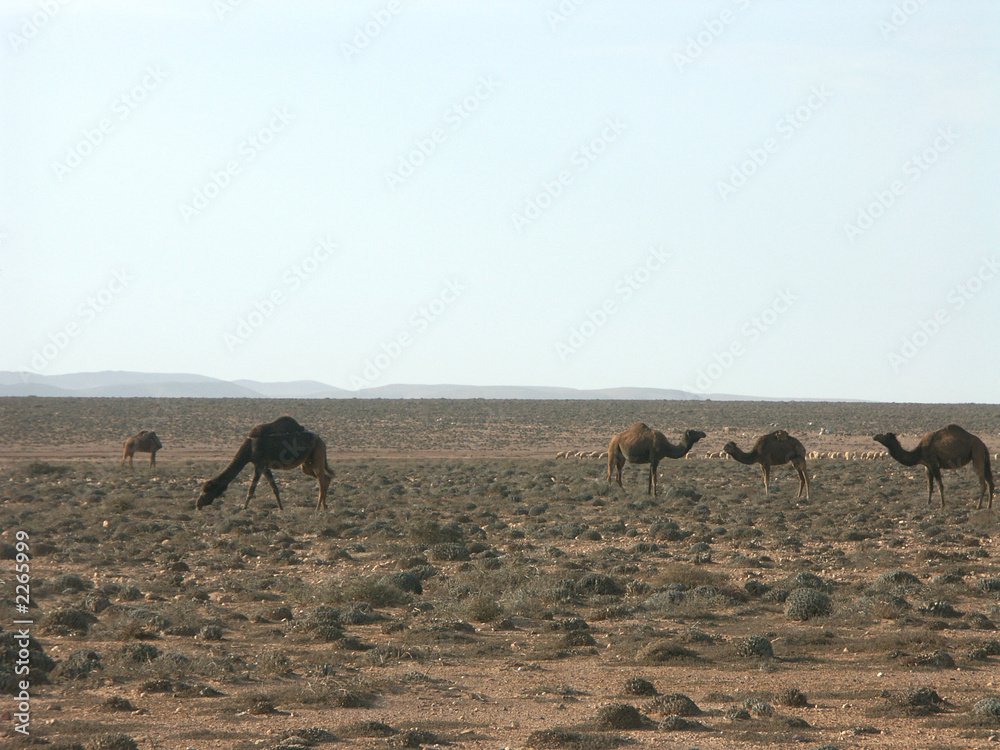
[263,469,284,510]
[974,455,994,510]
[150,450,156,468]
[793,458,809,499]
[930,468,945,509]
[317,471,331,511]
[121,449,128,468]
[245,467,263,509]
[648,459,659,496]
[760,464,770,495]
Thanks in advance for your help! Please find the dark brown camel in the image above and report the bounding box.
[607,423,706,495]
[122,430,162,469]
[196,416,334,511]
[873,424,994,509]
[724,430,810,499]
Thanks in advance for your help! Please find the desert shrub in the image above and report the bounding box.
[784,571,831,591]
[338,576,413,608]
[52,573,91,592]
[593,703,652,729]
[337,720,398,738]
[873,570,921,590]
[43,608,99,635]
[878,686,950,716]
[54,649,102,680]
[623,677,657,696]
[636,640,699,664]
[741,696,774,716]
[89,734,138,750]
[100,695,135,712]
[409,520,465,544]
[23,460,70,476]
[736,635,774,659]
[0,632,56,691]
[660,715,708,731]
[576,573,623,597]
[463,594,504,623]
[784,587,831,621]
[116,643,160,663]
[972,696,1000,717]
[643,693,701,716]
[977,578,1000,595]
[429,542,471,561]
[380,571,423,594]
[777,687,809,707]
[908,650,956,669]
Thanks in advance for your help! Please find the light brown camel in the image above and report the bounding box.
[873,424,994,509]
[196,416,334,511]
[121,430,162,469]
[724,430,810,499]
[607,423,706,496]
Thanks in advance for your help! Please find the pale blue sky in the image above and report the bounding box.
[2,1,998,402]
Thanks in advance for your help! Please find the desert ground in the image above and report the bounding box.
[4,397,1000,750]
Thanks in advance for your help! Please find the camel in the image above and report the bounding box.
[607,423,706,496]
[122,430,162,469]
[196,416,334,511]
[873,424,994,509]
[724,430,810,499]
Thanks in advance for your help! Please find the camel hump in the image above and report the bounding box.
[249,416,307,437]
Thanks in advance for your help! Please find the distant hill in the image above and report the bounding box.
[0,371,760,400]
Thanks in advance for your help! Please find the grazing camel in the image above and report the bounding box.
[724,430,810,499]
[607,423,706,496]
[873,424,994,509]
[122,430,162,469]
[196,416,334,511]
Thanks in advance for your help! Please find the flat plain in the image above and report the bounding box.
[3,396,1000,750]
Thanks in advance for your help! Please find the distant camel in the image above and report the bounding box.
[724,430,810,499]
[873,424,994,509]
[607,423,706,495]
[196,416,334,511]
[122,430,162,469]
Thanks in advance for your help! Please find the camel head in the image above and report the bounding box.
[722,441,738,455]
[196,479,226,509]
[684,429,707,448]
[872,432,896,448]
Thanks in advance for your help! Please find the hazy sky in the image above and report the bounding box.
[2,1,998,402]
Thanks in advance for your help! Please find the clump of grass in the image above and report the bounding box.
[593,703,653,730]
[736,635,774,659]
[22,460,70,477]
[784,587,831,621]
[643,693,702,716]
